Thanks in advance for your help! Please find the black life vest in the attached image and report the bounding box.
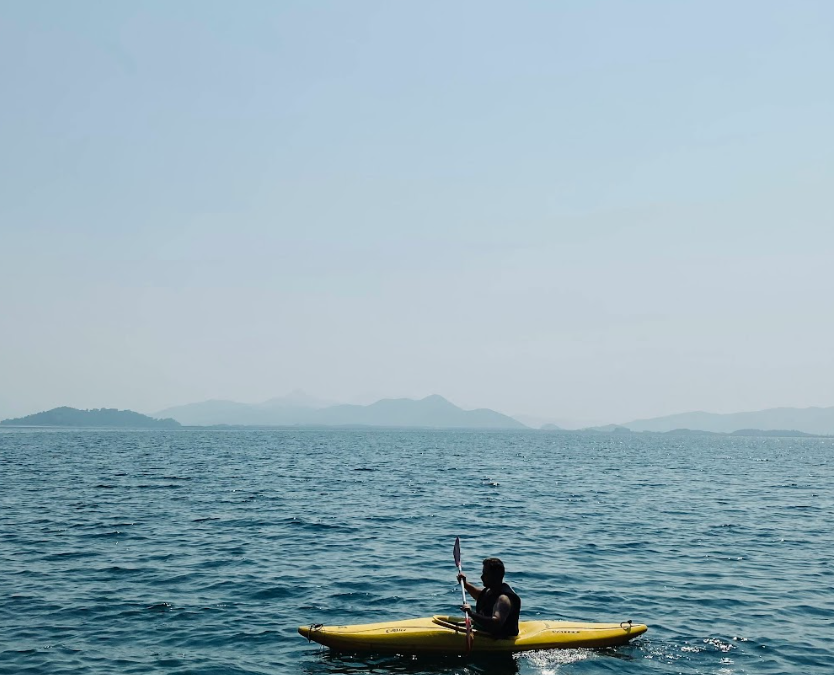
[474,583,521,638]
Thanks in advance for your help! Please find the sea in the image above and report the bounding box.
[1,428,831,674]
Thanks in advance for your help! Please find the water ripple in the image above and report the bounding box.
[1,428,831,675]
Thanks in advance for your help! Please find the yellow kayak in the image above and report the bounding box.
[299,615,647,653]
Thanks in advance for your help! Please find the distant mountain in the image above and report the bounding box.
[1,407,180,428]
[155,399,267,426]
[660,428,720,436]
[540,423,563,431]
[729,429,816,438]
[579,425,821,438]
[306,395,526,429]
[259,389,337,409]
[155,390,335,426]
[513,414,605,430]
[620,406,834,435]
[582,424,630,432]
[512,414,554,429]
[158,394,526,429]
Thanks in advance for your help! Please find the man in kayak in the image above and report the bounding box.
[457,557,521,638]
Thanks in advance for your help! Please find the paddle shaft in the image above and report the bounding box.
[457,563,467,607]
[453,536,473,652]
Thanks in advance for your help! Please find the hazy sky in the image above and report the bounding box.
[2,1,833,425]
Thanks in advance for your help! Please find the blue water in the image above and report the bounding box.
[1,429,831,674]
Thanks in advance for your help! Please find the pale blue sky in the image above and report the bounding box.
[1,1,832,425]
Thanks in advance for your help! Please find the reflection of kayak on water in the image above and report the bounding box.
[298,615,648,654]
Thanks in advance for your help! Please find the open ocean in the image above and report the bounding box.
[1,428,831,674]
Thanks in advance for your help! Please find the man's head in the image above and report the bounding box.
[480,557,505,589]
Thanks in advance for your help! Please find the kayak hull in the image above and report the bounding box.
[298,615,647,654]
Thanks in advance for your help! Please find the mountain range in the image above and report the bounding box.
[615,406,834,435]
[157,394,834,434]
[154,390,336,426]
[3,394,832,434]
[156,393,526,429]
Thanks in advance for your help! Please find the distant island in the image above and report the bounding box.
[4,398,833,436]
[156,393,526,429]
[574,425,823,438]
[614,406,834,435]
[0,407,181,429]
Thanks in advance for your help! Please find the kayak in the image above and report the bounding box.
[299,615,647,653]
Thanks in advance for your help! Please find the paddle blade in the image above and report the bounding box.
[453,536,461,567]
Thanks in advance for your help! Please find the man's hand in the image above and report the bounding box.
[461,603,472,615]
[457,574,483,601]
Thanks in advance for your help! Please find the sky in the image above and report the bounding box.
[1,1,833,426]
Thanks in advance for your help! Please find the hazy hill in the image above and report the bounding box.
[158,394,526,429]
[156,390,333,426]
[258,390,336,409]
[1,407,180,428]
[579,425,818,438]
[513,414,604,430]
[155,399,270,426]
[621,406,834,435]
[729,429,816,437]
[582,424,630,432]
[307,394,526,429]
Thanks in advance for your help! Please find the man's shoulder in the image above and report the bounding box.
[499,584,521,605]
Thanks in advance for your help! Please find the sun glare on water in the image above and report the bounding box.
[518,648,594,673]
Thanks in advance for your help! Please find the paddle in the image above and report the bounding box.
[453,536,474,653]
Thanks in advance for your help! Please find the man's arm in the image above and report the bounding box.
[464,594,512,632]
[457,573,483,601]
